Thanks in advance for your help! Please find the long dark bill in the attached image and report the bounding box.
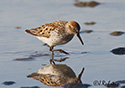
[77,33,84,45]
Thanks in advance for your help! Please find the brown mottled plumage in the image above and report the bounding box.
[25,21,67,38]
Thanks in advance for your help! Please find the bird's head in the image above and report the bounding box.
[66,21,84,45]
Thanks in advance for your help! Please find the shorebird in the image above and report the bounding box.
[25,20,84,59]
[27,64,85,87]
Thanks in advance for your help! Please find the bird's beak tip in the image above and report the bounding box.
[82,43,84,45]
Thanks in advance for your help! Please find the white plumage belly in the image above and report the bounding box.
[37,33,74,47]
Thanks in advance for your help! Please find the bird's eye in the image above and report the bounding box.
[74,28,78,33]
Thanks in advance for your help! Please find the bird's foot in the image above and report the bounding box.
[52,49,69,55]
[50,59,56,64]
[50,57,69,64]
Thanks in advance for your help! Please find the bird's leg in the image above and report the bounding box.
[49,46,69,64]
[52,49,69,55]
[52,57,69,62]
[49,46,55,64]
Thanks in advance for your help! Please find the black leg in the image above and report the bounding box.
[49,46,55,64]
[49,46,69,64]
[49,46,53,51]
[50,58,55,64]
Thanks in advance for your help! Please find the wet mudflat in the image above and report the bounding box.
[0,0,125,88]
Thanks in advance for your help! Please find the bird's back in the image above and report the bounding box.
[25,20,68,38]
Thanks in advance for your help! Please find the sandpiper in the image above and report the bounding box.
[25,20,84,58]
[27,64,84,87]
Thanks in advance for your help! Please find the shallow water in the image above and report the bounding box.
[0,0,125,88]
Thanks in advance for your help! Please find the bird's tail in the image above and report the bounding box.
[25,28,38,36]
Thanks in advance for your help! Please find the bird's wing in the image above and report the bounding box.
[25,21,67,38]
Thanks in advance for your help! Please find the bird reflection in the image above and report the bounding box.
[27,58,85,87]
